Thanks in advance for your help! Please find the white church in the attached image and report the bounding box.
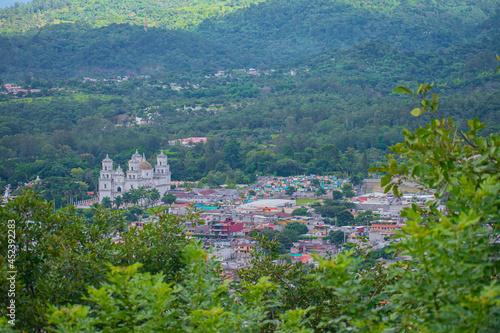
[98,150,171,202]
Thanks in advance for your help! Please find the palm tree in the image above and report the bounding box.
[137,186,148,206]
[101,197,112,209]
[122,191,132,207]
[113,195,123,210]
[129,189,140,205]
[148,188,160,207]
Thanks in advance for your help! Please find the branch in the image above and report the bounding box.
[457,130,479,149]
[273,273,298,306]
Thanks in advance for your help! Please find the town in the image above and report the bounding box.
[4,161,432,280]
[2,151,433,281]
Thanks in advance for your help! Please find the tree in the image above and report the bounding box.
[125,205,143,221]
[311,178,321,188]
[364,82,500,331]
[336,210,354,225]
[285,186,296,196]
[113,195,123,209]
[327,230,344,245]
[162,192,177,205]
[147,188,160,207]
[341,183,355,198]
[248,189,257,196]
[276,233,293,251]
[223,139,241,169]
[349,173,364,187]
[280,228,299,243]
[314,199,355,218]
[0,190,126,331]
[315,188,326,197]
[70,167,85,182]
[122,191,132,206]
[291,207,309,216]
[101,196,112,209]
[285,222,308,235]
[332,190,343,200]
[47,244,275,332]
[355,210,373,225]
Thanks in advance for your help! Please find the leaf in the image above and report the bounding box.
[431,93,439,104]
[392,86,413,95]
[383,183,393,194]
[393,184,400,197]
[411,108,425,117]
[381,174,392,187]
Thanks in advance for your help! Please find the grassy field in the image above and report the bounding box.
[296,198,322,206]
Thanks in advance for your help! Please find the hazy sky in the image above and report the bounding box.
[0,0,31,9]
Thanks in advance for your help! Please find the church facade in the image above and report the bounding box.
[98,150,171,202]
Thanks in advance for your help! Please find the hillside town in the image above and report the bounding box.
[2,149,433,281]
[72,173,432,278]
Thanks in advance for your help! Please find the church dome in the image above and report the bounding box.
[139,161,153,170]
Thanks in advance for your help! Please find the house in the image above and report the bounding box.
[289,253,312,264]
[237,243,255,255]
[168,137,207,147]
[210,218,244,239]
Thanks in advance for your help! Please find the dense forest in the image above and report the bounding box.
[0,0,267,32]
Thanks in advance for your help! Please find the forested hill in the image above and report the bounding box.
[0,0,498,33]
[0,0,266,32]
[0,1,499,76]
[0,23,243,80]
[1,1,500,80]
[196,0,500,64]
[287,35,500,94]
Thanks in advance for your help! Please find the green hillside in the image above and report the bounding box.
[196,0,500,64]
[0,23,242,80]
[288,35,500,93]
[1,0,500,80]
[0,0,266,32]
[2,0,499,34]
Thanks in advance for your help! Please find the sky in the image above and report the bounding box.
[0,0,31,9]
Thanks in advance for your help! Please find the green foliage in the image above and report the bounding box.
[367,84,500,331]
[47,243,275,332]
[0,189,192,331]
[336,210,355,225]
[341,183,355,198]
[285,222,308,235]
[326,230,345,246]
[291,207,309,217]
[314,187,326,197]
[354,210,373,225]
[0,23,239,80]
[0,190,126,330]
[331,191,343,200]
[0,0,267,33]
[314,198,356,220]
[285,186,297,196]
[162,192,177,205]
[196,0,500,65]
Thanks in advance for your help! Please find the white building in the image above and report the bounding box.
[98,150,171,202]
